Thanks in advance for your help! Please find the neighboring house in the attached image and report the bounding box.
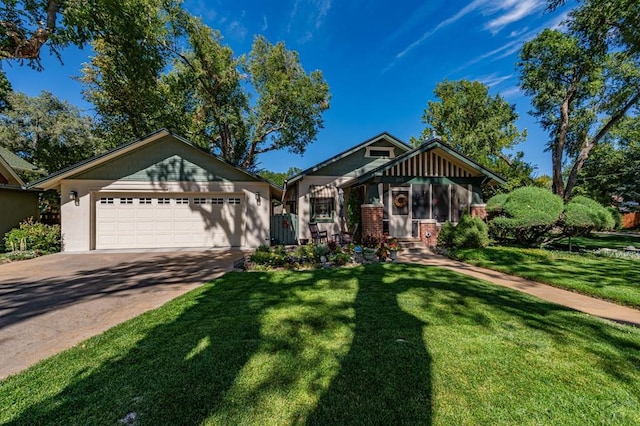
[0,146,41,240]
[28,130,281,251]
[283,132,505,245]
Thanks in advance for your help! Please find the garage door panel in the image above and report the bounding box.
[96,193,244,249]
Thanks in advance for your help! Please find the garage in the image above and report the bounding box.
[29,130,278,251]
[95,193,244,249]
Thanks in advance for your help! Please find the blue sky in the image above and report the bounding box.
[3,0,571,176]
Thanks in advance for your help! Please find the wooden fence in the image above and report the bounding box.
[622,212,640,229]
[270,214,299,245]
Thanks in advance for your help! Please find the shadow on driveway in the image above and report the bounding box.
[0,249,241,379]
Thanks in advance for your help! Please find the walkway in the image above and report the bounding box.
[401,251,640,328]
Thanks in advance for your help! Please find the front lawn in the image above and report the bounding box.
[453,246,640,308]
[554,232,640,251]
[1,264,639,425]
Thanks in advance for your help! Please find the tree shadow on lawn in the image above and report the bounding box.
[3,264,639,425]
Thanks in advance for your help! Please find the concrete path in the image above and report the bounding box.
[0,249,242,380]
[401,251,640,328]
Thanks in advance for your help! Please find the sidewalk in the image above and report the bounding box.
[401,251,640,328]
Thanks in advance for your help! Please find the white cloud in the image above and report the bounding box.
[476,73,513,87]
[499,86,522,99]
[227,20,248,40]
[484,0,544,34]
[313,0,332,29]
[262,15,268,31]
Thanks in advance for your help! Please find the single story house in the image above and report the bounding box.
[29,129,503,252]
[282,132,505,245]
[29,130,281,251]
[0,146,41,239]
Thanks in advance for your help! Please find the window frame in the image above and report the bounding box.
[310,196,335,223]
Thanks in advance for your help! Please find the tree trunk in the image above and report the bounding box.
[552,98,571,196]
[563,92,640,201]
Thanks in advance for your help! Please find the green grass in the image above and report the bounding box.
[453,246,640,308]
[554,232,640,251]
[1,264,639,425]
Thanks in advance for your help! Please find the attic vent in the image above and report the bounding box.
[365,147,395,158]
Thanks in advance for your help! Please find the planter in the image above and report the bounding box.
[363,248,376,261]
[389,250,398,261]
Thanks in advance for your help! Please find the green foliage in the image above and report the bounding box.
[81,15,330,170]
[437,214,489,250]
[346,188,362,239]
[485,193,508,215]
[519,2,640,201]
[0,91,104,175]
[436,221,455,248]
[563,196,615,233]
[4,218,61,253]
[257,167,301,187]
[452,214,489,249]
[487,186,564,245]
[414,79,532,191]
[313,243,330,260]
[607,207,623,230]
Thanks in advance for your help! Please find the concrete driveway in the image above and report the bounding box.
[0,249,243,380]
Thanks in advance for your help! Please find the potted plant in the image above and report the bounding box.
[387,238,402,261]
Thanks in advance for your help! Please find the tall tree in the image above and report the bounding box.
[520,0,640,201]
[575,116,640,206]
[414,79,532,193]
[82,14,330,170]
[0,0,183,69]
[0,91,104,175]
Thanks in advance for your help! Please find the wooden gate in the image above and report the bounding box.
[270,214,299,245]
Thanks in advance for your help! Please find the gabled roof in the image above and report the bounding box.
[285,131,411,185]
[353,137,507,185]
[0,146,39,173]
[28,129,283,197]
[0,146,41,187]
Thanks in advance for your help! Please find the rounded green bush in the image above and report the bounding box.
[452,213,489,249]
[486,193,508,215]
[564,196,614,231]
[502,186,564,227]
[436,221,455,248]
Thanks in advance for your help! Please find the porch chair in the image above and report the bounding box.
[309,222,328,244]
[340,223,359,245]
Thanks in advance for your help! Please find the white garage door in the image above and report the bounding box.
[95,193,244,249]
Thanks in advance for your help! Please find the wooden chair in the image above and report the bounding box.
[340,223,359,245]
[309,222,328,244]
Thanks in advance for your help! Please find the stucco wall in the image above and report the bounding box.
[60,179,271,251]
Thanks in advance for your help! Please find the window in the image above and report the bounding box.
[100,197,114,205]
[194,197,208,205]
[432,184,450,222]
[119,197,133,205]
[139,198,152,205]
[228,197,241,205]
[157,198,171,205]
[176,197,189,205]
[311,197,334,222]
[365,146,395,158]
[211,197,224,205]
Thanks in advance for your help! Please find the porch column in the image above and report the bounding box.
[470,204,487,220]
[361,204,383,239]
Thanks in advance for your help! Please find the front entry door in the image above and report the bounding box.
[389,187,412,237]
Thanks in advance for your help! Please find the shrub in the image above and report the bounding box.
[330,252,352,266]
[436,221,455,248]
[563,196,615,234]
[452,214,489,249]
[485,193,508,216]
[487,186,564,246]
[361,235,380,248]
[313,243,330,260]
[607,207,623,230]
[437,214,489,250]
[4,218,62,253]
